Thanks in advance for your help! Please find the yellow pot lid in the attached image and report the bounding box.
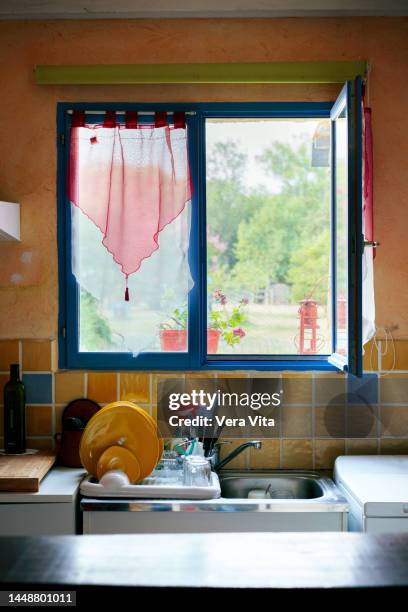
[93,401,164,467]
[80,401,159,480]
[97,445,141,483]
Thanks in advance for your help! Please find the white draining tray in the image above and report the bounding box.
[80,471,221,500]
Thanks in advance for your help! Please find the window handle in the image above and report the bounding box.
[363,240,380,248]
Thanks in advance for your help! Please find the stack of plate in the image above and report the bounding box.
[79,401,164,483]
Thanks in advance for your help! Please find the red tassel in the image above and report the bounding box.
[125,287,129,301]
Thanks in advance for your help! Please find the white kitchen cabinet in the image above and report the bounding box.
[83,510,346,534]
[82,499,347,534]
[0,467,85,536]
[334,456,408,533]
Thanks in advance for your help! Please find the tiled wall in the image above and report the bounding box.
[1,338,408,470]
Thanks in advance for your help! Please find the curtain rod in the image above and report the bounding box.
[66,110,196,115]
[36,61,367,85]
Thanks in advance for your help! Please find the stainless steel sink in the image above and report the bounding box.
[81,470,349,533]
[220,471,337,500]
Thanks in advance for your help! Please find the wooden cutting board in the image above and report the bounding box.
[0,451,56,492]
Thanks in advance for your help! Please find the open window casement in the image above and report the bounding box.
[329,76,364,376]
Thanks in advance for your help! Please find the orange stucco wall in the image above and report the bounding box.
[0,17,407,341]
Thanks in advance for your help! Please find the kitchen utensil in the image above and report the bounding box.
[96,446,141,483]
[57,398,101,468]
[79,401,159,481]
[87,400,164,465]
[183,456,212,487]
[94,401,163,466]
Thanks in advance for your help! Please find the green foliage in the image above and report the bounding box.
[161,305,188,330]
[80,289,117,351]
[209,291,248,347]
[206,141,264,270]
[164,293,248,347]
[288,229,331,304]
[206,138,331,304]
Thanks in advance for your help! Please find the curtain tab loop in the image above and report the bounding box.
[125,111,138,129]
[155,112,167,128]
[71,110,85,127]
[173,112,186,129]
[104,110,117,128]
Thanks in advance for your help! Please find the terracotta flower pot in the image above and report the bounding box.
[159,329,187,352]
[207,329,221,354]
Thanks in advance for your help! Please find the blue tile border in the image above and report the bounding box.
[22,374,53,404]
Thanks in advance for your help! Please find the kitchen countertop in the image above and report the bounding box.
[0,468,86,503]
[1,532,408,591]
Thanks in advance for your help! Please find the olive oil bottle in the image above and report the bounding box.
[3,364,26,454]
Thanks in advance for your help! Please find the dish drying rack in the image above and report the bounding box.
[80,469,221,500]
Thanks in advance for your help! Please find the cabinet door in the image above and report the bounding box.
[0,503,76,535]
[365,517,408,534]
[82,510,345,534]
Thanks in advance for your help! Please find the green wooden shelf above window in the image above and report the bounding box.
[35,61,367,85]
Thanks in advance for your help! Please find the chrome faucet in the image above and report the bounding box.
[213,441,262,471]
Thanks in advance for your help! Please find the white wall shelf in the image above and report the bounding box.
[0,201,20,241]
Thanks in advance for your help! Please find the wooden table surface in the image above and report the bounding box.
[1,532,408,592]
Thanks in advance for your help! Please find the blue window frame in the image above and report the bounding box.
[57,79,363,374]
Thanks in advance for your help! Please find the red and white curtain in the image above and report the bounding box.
[68,110,192,354]
[362,106,376,345]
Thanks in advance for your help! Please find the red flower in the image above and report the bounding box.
[233,327,246,338]
[214,289,227,305]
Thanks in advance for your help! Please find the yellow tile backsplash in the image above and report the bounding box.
[87,372,117,403]
[379,439,408,454]
[282,406,312,438]
[380,374,408,403]
[282,439,313,469]
[314,439,346,469]
[22,340,52,372]
[282,377,313,404]
[26,405,53,436]
[345,438,378,455]
[26,437,53,451]
[120,373,150,403]
[1,337,408,469]
[0,340,19,371]
[250,439,280,469]
[381,405,408,438]
[219,440,249,470]
[55,371,85,403]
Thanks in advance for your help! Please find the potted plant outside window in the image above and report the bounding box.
[159,291,248,353]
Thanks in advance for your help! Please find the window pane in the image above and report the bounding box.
[74,205,191,354]
[205,118,331,356]
[334,107,348,358]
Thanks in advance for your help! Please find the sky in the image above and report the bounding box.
[205,118,327,191]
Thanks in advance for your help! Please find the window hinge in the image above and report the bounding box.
[61,326,66,338]
[60,133,65,145]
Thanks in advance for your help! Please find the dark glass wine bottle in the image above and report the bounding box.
[4,364,26,454]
